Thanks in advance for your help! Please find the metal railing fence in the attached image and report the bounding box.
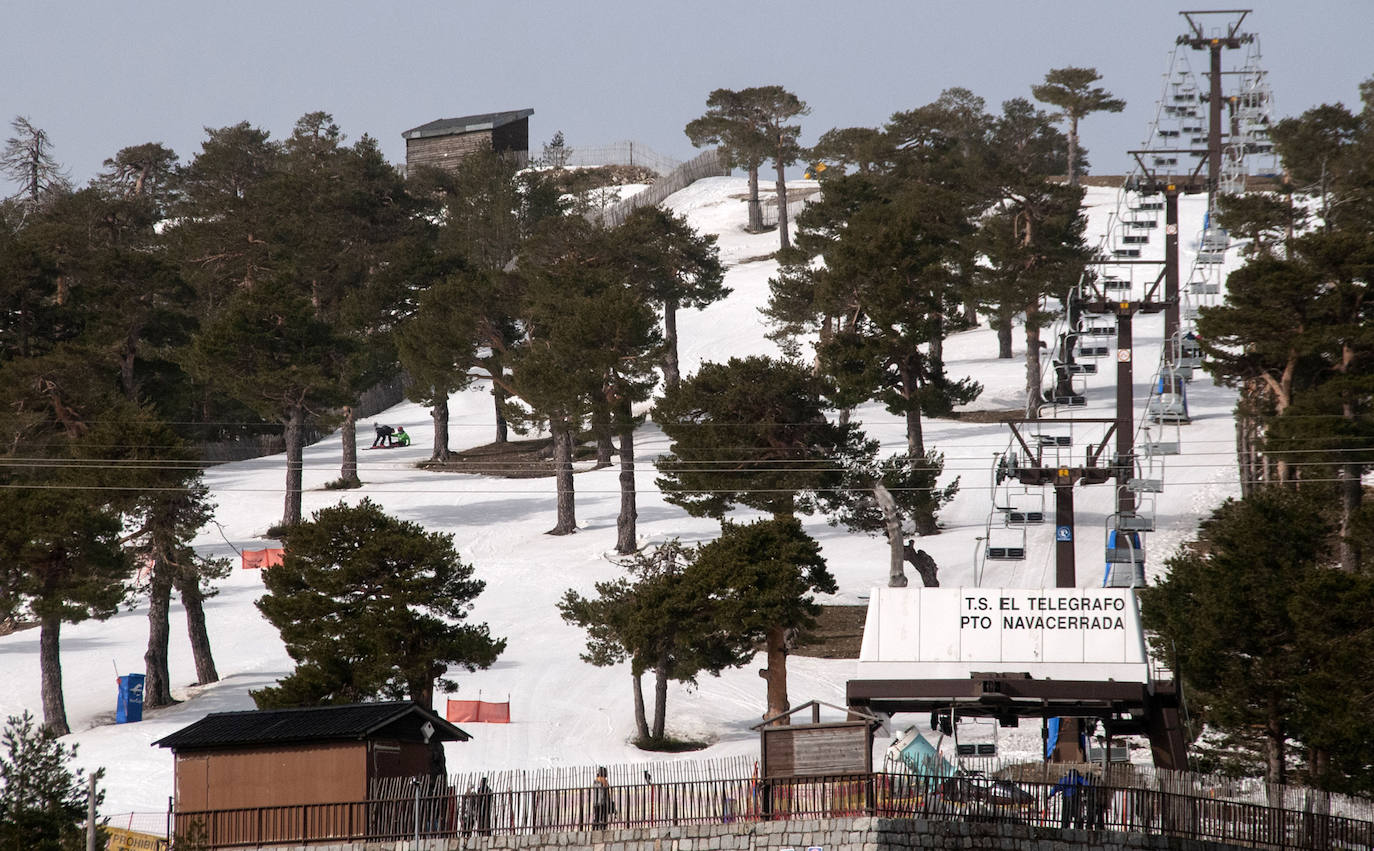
[172,771,1374,850]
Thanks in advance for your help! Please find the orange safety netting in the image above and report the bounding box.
[446,698,511,723]
[241,548,285,570]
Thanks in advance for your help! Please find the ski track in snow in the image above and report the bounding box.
[0,179,1243,815]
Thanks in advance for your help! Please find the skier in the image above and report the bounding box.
[371,424,395,448]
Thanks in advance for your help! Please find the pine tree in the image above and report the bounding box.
[616,206,727,392]
[685,88,774,233]
[182,278,357,527]
[768,93,994,534]
[558,540,744,743]
[173,114,416,522]
[1286,566,1374,793]
[975,96,1084,385]
[505,217,660,538]
[0,712,102,851]
[394,268,484,462]
[128,479,229,708]
[254,499,505,710]
[1030,67,1124,185]
[405,154,564,446]
[1139,488,1329,785]
[690,517,834,722]
[653,355,873,521]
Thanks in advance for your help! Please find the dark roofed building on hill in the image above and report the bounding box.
[155,701,468,846]
[403,108,534,174]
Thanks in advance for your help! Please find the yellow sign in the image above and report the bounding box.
[106,826,168,851]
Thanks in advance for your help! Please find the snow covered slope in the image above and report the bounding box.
[0,177,1243,815]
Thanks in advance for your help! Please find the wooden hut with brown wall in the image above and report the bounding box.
[403,108,533,174]
[154,701,468,844]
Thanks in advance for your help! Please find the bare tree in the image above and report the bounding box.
[2,117,68,207]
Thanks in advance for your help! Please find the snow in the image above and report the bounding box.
[0,177,1244,817]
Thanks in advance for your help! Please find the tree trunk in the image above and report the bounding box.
[592,406,614,469]
[1338,461,1362,572]
[338,406,360,487]
[548,422,577,535]
[652,659,669,740]
[1265,702,1286,785]
[493,384,509,444]
[1067,115,1080,186]
[1237,411,1256,498]
[774,157,790,251]
[282,404,305,528]
[143,559,175,708]
[746,166,763,231]
[120,331,138,400]
[874,485,907,587]
[175,573,219,685]
[903,542,940,587]
[631,671,649,741]
[929,310,945,368]
[898,363,925,457]
[662,298,681,392]
[431,396,452,462]
[615,401,638,555]
[1024,303,1043,417]
[996,314,1014,359]
[761,626,790,723]
[962,297,979,328]
[40,614,69,736]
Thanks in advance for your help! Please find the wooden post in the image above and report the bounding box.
[86,774,96,851]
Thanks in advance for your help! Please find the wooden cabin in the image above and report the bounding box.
[154,701,469,813]
[403,108,533,174]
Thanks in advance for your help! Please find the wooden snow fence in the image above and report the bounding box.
[589,148,729,229]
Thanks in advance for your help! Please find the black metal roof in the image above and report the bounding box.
[153,701,470,751]
[403,109,534,141]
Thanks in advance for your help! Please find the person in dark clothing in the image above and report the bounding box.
[1083,772,1109,830]
[591,766,613,829]
[460,785,476,837]
[475,777,493,836]
[372,424,395,447]
[1049,769,1088,829]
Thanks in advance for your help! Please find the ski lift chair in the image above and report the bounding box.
[1142,423,1181,458]
[1103,527,1146,588]
[1076,343,1111,359]
[1178,335,1204,369]
[1042,373,1087,408]
[1113,501,1156,534]
[984,527,1027,562]
[1197,227,1229,264]
[1147,368,1191,424]
[1189,279,1220,296]
[1002,490,1046,527]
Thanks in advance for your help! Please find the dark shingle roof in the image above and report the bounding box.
[403,109,534,141]
[153,701,469,751]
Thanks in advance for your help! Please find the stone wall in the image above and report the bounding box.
[269,815,1256,851]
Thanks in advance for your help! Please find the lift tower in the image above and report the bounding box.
[1177,10,1254,202]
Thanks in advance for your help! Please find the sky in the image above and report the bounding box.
[0,174,1244,817]
[2,1,1370,192]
